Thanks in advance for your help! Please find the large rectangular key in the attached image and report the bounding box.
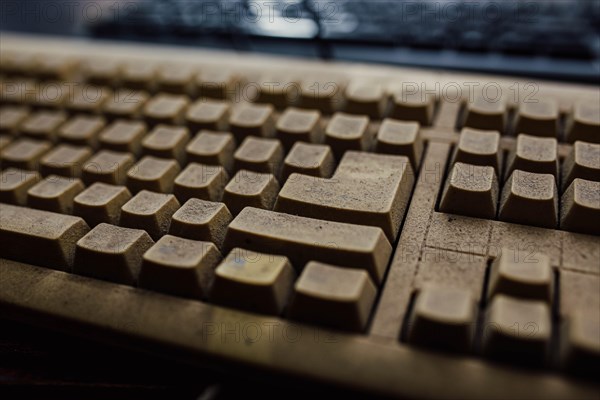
[0,203,90,270]
[223,207,391,283]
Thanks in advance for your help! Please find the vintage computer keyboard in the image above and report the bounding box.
[0,33,598,398]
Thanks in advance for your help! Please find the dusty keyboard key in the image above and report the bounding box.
[506,134,558,179]
[103,89,149,121]
[27,175,84,214]
[20,110,67,141]
[281,142,335,181]
[210,248,295,315]
[73,182,132,226]
[325,112,370,159]
[185,99,230,132]
[139,235,221,299]
[58,114,106,148]
[0,168,40,205]
[407,285,476,352]
[222,170,279,215]
[375,119,423,169]
[561,310,600,376]
[439,162,499,219]
[300,77,345,113]
[142,125,190,164]
[120,190,180,240]
[229,103,275,141]
[560,179,600,235]
[83,58,121,86]
[66,86,111,114]
[233,136,284,176]
[255,74,296,109]
[126,156,180,194]
[289,261,376,331]
[0,135,11,151]
[561,141,600,191]
[345,83,388,118]
[169,198,232,249]
[39,144,92,178]
[34,54,77,80]
[81,150,135,186]
[143,93,189,127]
[0,203,90,270]
[566,100,600,143]
[74,223,154,284]
[197,70,239,99]
[99,120,147,155]
[514,100,559,137]
[173,163,228,203]
[391,90,434,126]
[186,131,235,171]
[0,138,51,170]
[452,128,501,173]
[275,107,322,149]
[121,61,157,91]
[156,63,196,95]
[499,170,558,228]
[488,251,553,302]
[223,207,392,283]
[463,95,507,132]
[0,106,29,135]
[483,295,551,366]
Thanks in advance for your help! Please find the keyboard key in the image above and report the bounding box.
[463,95,507,133]
[233,136,284,176]
[83,57,121,86]
[255,74,296,109]
[345,83,388,118]
[126,156,180,194]
[173,163,228,203]
[73,182,132,226]
[156,63,196,95]
[499,170,558,229]
[281,142,335,181]
[27,175,84,214]
[29,81,69,109]
[34,54,77,80]
[514,100,559,137]
[103,89,149,121]
[143,93,189,127]
[210,248,295,315]
[561,310,600,377]
[0,78,37,105]
[0,138,51,170]
[375,119,423,169]
[186,131,235,172]
[275,107,322,149]
[0,168,40,205]
[121,61,157,91]
[185,99,230,132]
[74,223,154,285]
[488,251,553,302]
[561,141,600,191]
[506,134,558,179]
[139,235,221,299]
[120,190,180,240]
[229,103,275,141]
[99,120,147,155]
[566,100,600,143]
[300,77,345,113]
[325,112,371,159]
[65,86,111,114]
[196,70,239,99]
[560,179,600,236]
[482,295,551,366]
[39,144,92,178]
[0,135,11,151]
[20,110,67,141]
[276,151,413,241]
[391,90,434,126]
[0,203,90,270]
[169,198,232,249]
[0,106,29,135]
[58,114,106,148]
[142,125,190,165]
[222,170,279,215]
[406,285,476,352]
[289,261,376,331]
[81,150,135,185]
[223,207,392,284]
[452,128,501,173]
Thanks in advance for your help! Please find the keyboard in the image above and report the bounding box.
[0,33,599,398]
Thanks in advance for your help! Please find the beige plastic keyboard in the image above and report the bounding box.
[0,33,599,399]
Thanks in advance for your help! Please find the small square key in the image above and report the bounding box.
[58,114,106,148]
[233,137,284,176]
[439,162,499,219]
[173,163,229,203]
[325,112,370,159]
[29,81,69,109]
[345,83,388,118]
[0,138,51,170]
[281,142,335,181]
[229,103,275,141]
[139,235,222,299]
[121,61,157,91]
[126,156,180,194]
[196,70,239,99]
[391,90,435,126]
[488,250,553,302]
[83,57,121,86]
[156,63,197,96]
[120,190,180,240]
[81,150,135,185]
[561,310,600,377]
[27,175,85,214]
[506,134,558,179]
[289,261,376,332]
[143,93,189,127]
[0,78,38,105]
[299,76,346,113]
[499,170,558,229]
[452,128,501,173]
[20,110,67,141]
[560,179,600,236]
[39,144,92,178]
[210,248,296,315]
[185,99,230,132]
[566,100,600,143]
[561,141,599,191]
[375,119,423,169]
[74,223,155,285]
[73,182,132,226]
[275,107,322,149]
[514,100,559,137]
[103,89,149,121]
[169,198,232,249]
[222,170,280,215]
[0,106,29,135]
[65,86,111,114]
[463,95,507,133]
[0,168,40,205]
[407,285,476,352]
[186,131,235,171]
[142,125,190,165]
[99,120,147,155]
